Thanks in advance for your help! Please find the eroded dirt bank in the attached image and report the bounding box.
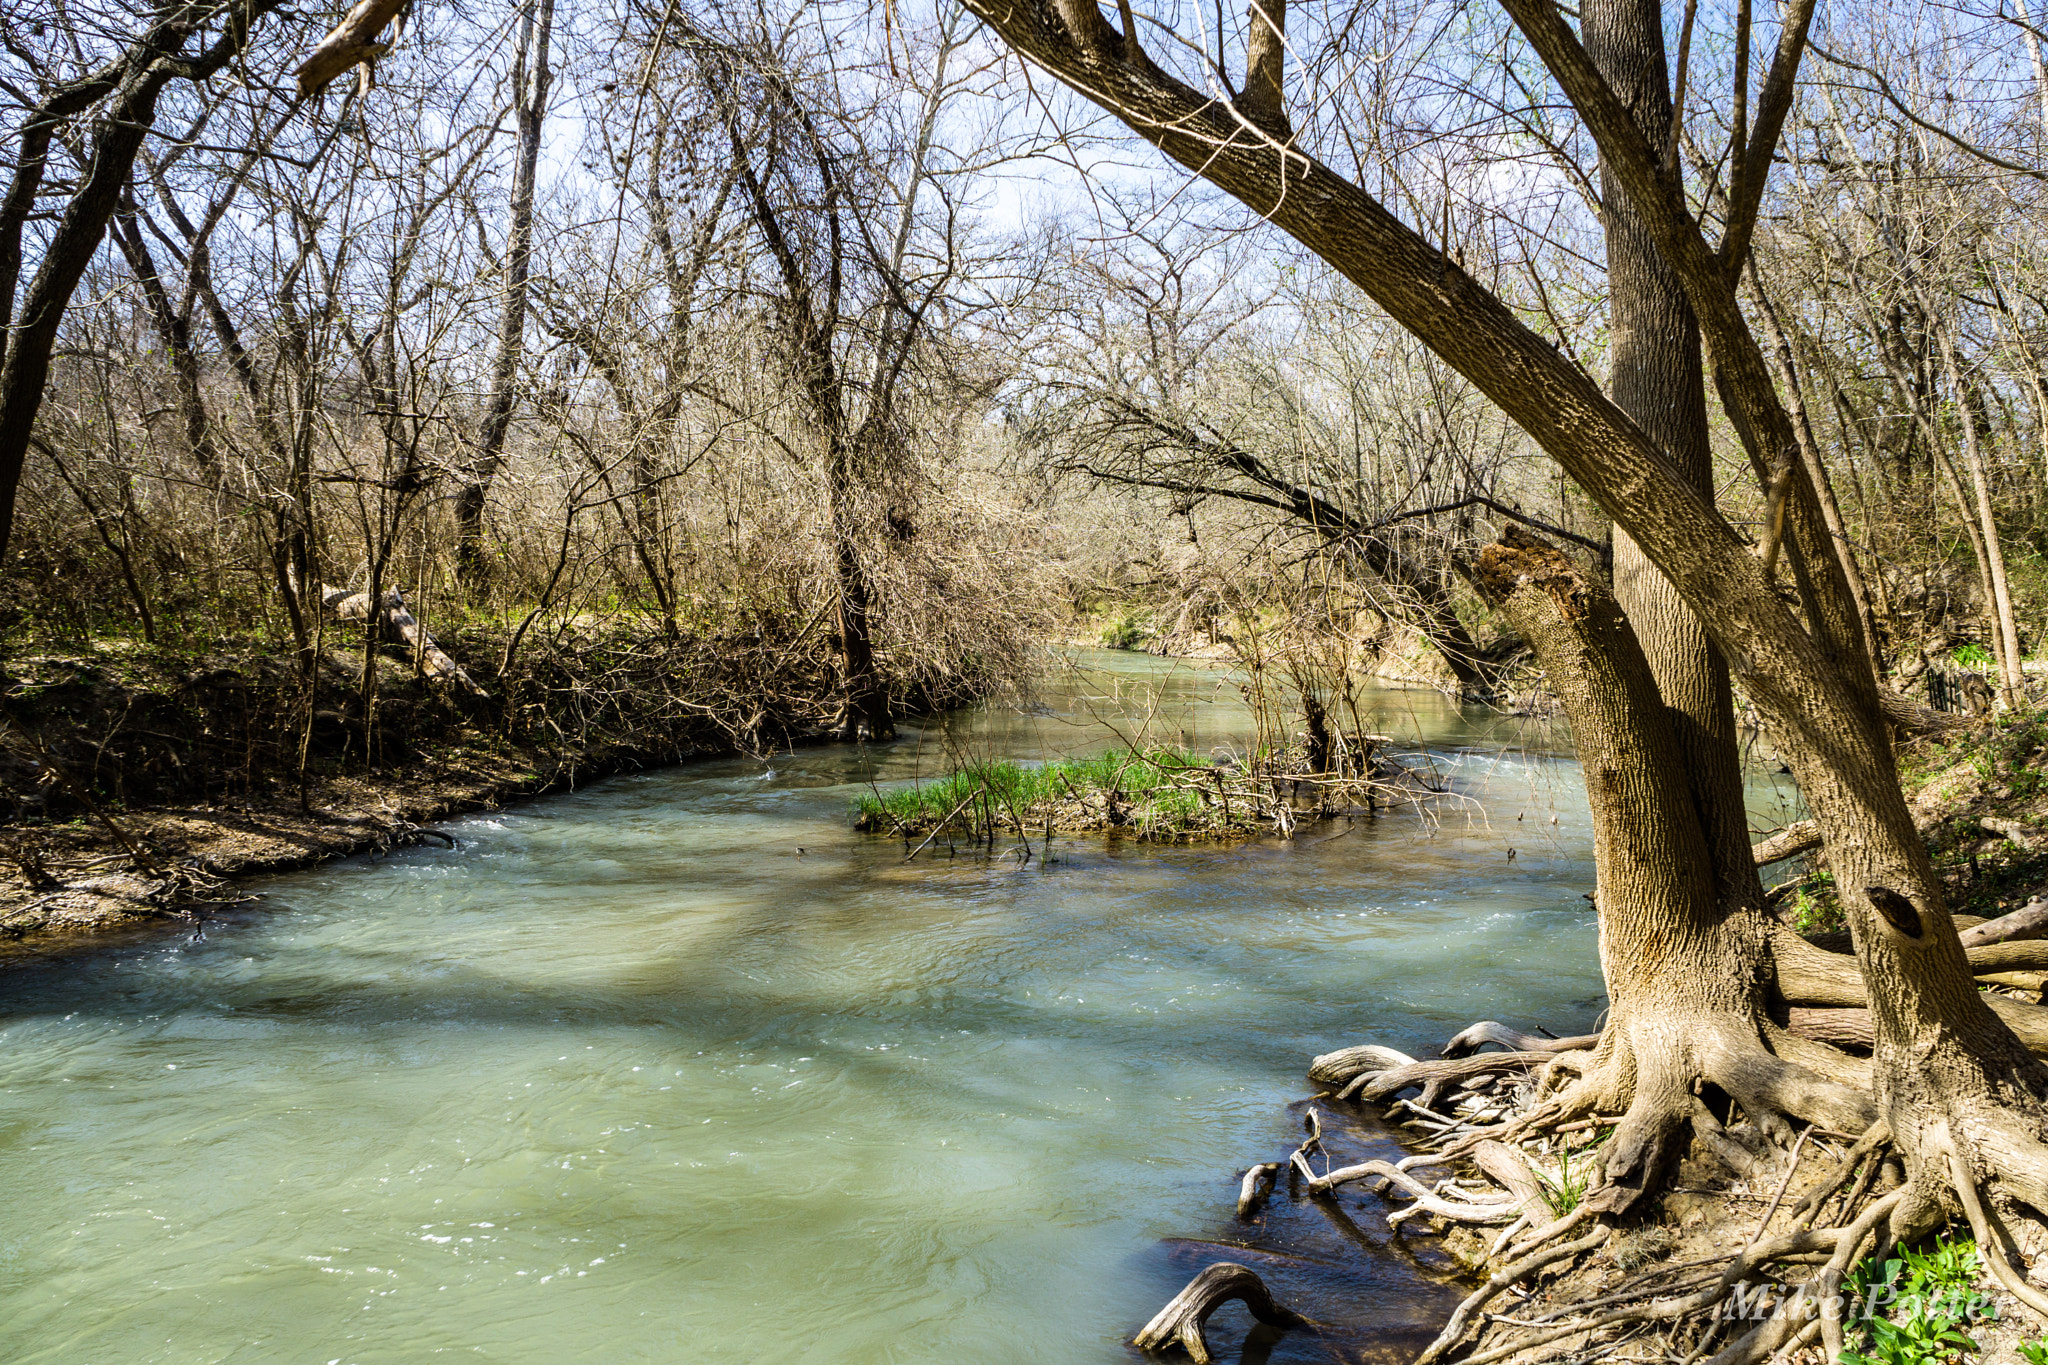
[0,623,875,953]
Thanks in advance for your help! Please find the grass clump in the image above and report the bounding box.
[1099,610,1154,651]
[856,747,1232,842]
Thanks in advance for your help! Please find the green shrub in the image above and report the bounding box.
[1100,610,1152,650]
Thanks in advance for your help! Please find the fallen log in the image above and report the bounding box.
[1785,1008,1874,1050]
[1979,817,2046,851]
[1752,819,1821,865]
[1752,785,1948,867]
[1235,1162,1280,1219]
[1963,939,2048,973]
[1958,898,2048,950]
[320,583,488,697]
[1879,685,1972,736]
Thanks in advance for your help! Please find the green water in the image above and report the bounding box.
[0,653,1781,1363]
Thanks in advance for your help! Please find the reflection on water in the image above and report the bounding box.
[0,652,1740,1363]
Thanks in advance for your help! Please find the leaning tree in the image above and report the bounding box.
[958,0,2048,1338]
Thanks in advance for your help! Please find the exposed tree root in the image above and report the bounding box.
[1165,1013,2048,1365]
[1411,1225,1612,1365]
[1441,1022,1601,1057]
[1332,1051,1558,1106]
[1306,1043,1416,1085]
[1948,1144,2048,1318]
[1131,1262,1309,1364]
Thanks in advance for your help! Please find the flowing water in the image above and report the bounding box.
[0,652,1801,1364]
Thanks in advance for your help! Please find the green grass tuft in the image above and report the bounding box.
[855,747,1229,839]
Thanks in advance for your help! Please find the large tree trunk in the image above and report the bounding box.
[1513,0,1840,1209]
[1478,530,1875,1213]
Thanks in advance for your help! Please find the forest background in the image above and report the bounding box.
[1,0,2040,793]
[5,0,2045,918]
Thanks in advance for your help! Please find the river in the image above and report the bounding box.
[0,651,1802,1363]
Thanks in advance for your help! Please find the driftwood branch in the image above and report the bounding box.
[1235,1161,1281,1219]
[1133,1262,1308,1364]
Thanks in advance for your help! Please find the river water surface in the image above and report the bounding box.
[0,652,1791,1364]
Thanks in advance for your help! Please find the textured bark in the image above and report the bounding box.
[1477,530,1874,1212]
[1587,0,1760,930]
[1750,276,1882,670]
[1237,0,1290,139]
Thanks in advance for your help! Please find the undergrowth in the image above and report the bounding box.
[1840,1235,1988,1365]
[1784,702,2048,933]
[1099,609,1154,651]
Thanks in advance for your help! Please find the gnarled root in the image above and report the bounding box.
[1343,1051,1557,1107]
[1441,1021,1601,1057]
[1545,1013,1876,1217]
[1307,1043,1416,1086]
[1292,1150,1521,1224]
[1257,1015,2010,1365]
[1411,1225,1611,1365]
[1132,1262,1309,1364]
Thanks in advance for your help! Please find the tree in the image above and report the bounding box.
[0,0,292,567]
[1015,208,1546,695]
[453,0,555,586]
[961,0,2048,1276]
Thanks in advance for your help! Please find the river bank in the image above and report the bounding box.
[12,642,2031,1365]
[0,618,904,950]
[1172,704,2048,1365]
